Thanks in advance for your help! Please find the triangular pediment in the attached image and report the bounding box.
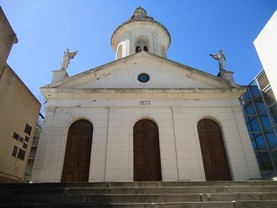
[43,52,238,91]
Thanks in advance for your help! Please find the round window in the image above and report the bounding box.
[138,73,150,83]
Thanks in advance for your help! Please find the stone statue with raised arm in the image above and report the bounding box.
[209,50,226,71]
[60,48,78,70]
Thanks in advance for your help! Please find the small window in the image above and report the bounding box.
[24,123,32,136]
[17,149,26,161]
[135,46,148,52]
[13,132,19,141]
[138,73,150,83]
[136,46,142,53]
[136,40,148,53]
[12,145,18,157]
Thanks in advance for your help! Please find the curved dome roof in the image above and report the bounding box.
[130,6,153,20]
[111,6,171,44]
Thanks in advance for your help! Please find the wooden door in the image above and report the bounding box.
[61,120,93,182]
[197,119,231,181]
[134,119,162,181]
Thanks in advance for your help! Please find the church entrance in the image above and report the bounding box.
[61,120,93,182]
[197,118,231,181]
[133,119,162,181]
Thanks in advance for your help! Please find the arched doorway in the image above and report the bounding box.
[134,119,162,181]
[197,118,231,181]
[61,120,93,182]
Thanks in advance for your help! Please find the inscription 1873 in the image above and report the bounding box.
[139,100,151,105]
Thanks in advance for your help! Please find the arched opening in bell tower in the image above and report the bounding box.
[135,38,149,53]
[116,44,123,59]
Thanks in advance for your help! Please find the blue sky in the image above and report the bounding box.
[1,0,277,97]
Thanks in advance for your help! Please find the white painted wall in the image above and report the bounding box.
[254,10,277,98]
[32,93,260,182]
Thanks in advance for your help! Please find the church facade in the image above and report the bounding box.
[32,7,260,182]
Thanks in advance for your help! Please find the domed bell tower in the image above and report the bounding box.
[111,7,171,60]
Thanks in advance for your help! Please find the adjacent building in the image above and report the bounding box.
[240,70,277,175]
[240,10,277,176]
[254,10,277,99]
[32,7,260,183]
[0,7,41,182]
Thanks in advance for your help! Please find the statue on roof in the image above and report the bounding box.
[209,50,226,71]
[60,48,78,70]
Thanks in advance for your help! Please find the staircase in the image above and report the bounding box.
[1,181,277,207]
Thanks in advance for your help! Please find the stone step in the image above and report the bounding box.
[1,193,277,205]
[104,181,277,188]
[1,181,277,207]
[1,180,277,190]
[1,185,277,196]
[68,186,277,195]
[83,201,277,208]
[234,200,277,208]
[67,187,226,195]
[2,201,277,208]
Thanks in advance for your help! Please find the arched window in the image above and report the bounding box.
[116,44,123,59]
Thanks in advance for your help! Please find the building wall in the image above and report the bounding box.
[241,70,277,175]
[25,136,40,182]
[0,65,41,182]
[0,7,40,183]
[32,92,260,182]
[254,10,277,98]
[246,9,277,177]
[0,7,18,72]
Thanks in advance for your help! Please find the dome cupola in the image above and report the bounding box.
[111,7,171,59]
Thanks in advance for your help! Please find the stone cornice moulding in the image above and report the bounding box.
[40,87,246,99]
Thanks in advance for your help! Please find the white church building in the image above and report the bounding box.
[32,7,260,182]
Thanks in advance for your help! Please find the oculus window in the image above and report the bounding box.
[138,73,150,83]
